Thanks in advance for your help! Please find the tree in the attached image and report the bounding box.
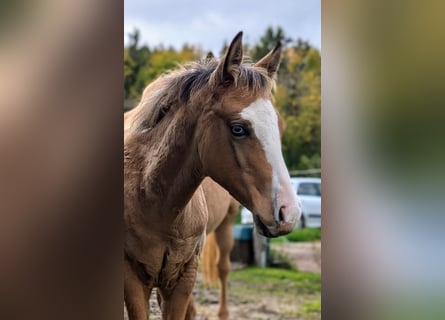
[276,40,321,171]
[124,27,321,172]
[250,26,292,61]
[124,29,201,104]
[124,29,151,101]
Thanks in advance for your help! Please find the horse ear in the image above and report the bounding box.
[205,51,215,62]
[215,31,243,85]
[254,41,282,77]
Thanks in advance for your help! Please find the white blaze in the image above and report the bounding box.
[240,98,300,224]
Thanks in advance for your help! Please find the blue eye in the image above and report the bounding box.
[231,124,247,137]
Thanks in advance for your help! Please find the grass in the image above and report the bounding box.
[300,300,321,319]
[194,266,321,319]
[270,227,321,244]
[230,267,321,294]
[228,267,320,318]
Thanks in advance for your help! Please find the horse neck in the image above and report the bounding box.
[140,106,204,216]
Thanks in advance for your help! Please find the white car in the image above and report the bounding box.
[241,177,321,228]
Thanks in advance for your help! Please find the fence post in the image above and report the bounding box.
[252,230,269,267]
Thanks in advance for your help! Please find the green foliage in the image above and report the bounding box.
[124,29,151,101]
[124,26,320,170]
[250,26,292,62]
[233,208,242,224]
[124,30,201,103]
[271,227,321,243]
[276,42,321,171]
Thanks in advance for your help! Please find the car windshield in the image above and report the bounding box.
[297,182,321,196]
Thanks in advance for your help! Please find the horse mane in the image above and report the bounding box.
[127,56,273,132]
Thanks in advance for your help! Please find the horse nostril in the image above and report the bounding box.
[278,206,286,223]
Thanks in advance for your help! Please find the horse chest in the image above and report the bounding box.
[125,175,208,288]
[150,205,205,282]
[157,234,204,286]
[132,213,207,287]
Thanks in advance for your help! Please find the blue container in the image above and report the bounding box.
[233,225,253,240]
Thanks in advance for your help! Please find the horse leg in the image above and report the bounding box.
[157,290,196,320]
[158,256,199,320]
[214,203,237,320]
[185,295,197,320]
[124,259,152,320]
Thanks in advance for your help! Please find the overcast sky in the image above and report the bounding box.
[124,0,320,54]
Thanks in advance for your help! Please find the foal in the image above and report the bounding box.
[124,32,300,320]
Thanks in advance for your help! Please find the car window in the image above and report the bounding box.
[297,183,321,196]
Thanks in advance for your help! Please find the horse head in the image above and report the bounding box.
[198,32,301,237]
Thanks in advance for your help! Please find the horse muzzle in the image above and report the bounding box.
[253,205,301,238]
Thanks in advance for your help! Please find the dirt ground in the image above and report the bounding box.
[124,241,321,320]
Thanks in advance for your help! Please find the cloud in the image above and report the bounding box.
[124,0,320,53]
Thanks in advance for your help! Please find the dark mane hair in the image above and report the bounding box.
[173,57,272,103]
[130,56,273,131]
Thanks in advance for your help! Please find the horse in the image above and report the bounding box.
[200,178,239,320]
[124,31,301,320]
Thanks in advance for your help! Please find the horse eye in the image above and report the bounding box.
[231,124,247,137]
